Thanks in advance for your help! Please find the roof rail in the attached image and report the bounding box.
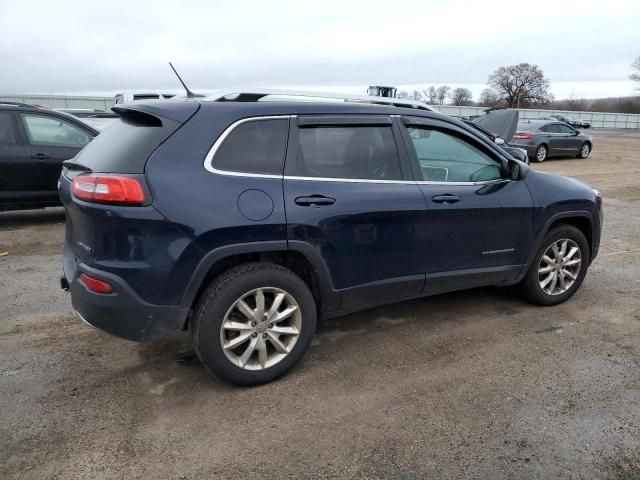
[203,89,436,111]
[0,101,38,108]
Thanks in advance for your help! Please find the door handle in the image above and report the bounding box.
[294,195,336,207]
[432,194,460,204]
[31,153,50,160]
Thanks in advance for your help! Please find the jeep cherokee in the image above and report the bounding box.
[59,92,603,385]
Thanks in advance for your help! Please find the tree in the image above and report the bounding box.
[631,56,640,93]
[423,86,438,104]
[436,85,450,105]
[450,87,473,106]
[411,90,423,101]
[487,63,553,107]
[396,90,409,99]
[478,88,502,107]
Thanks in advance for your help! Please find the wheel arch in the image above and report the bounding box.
[518,211,595,282]
[180,241,338,329]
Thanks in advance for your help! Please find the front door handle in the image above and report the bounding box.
[432,194,460,204]
[294,195,336,207]
[31,153,51,160]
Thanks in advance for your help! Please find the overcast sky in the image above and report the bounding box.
[1,0,639,100]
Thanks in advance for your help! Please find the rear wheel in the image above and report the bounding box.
[534,144,548,162]
[519,225,590,305]
[577,142,591,159]
[191,263,316,385]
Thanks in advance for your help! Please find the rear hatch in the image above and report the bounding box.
[60,102,199,267]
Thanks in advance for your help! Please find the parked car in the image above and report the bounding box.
[59,92,602,385]
[465,109,529,163]
[540,114,591,129]
[510,120,593,162]
[0,102,98,211]
[55,109,119,131]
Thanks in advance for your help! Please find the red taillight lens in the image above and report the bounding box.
[512,133,534,140]
[72,175,145,204]
[79,273,113,294]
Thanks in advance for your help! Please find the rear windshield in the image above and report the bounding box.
[73,111,180,173]
[517,122,543,132]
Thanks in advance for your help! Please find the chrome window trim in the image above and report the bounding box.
[203,115,292,177]
[204,115,511,186]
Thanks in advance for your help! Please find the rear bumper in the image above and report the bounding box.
[63,245,189,341]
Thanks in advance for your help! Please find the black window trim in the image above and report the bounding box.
[400,116,511,186]
[284,114,414,184]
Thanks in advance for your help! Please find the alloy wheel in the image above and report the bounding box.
[581,143,590,158]
[538,239,582,295]
[220,287,302,370]
[536,145,547,162]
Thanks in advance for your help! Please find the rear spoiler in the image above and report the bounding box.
[112,101,199,124]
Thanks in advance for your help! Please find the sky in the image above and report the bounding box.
[1,0,639,100]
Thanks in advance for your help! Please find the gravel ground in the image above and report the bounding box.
[1,129,639,479]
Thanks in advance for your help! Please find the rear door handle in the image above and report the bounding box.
[432,194,460,204]
[31,153,51,160]
[294,195,336,207]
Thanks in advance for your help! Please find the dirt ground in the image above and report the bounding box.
[1,129,639,480]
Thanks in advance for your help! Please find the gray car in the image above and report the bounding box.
[509,120,593,162]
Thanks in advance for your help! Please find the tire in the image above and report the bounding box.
[191,262,317,386]
[534,144,548,162]
[577,142,591,159]
[519,225,590,306]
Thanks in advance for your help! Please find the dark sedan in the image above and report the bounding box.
[541,114,591,129]
[0,102,98,211]
[509,120,593,162]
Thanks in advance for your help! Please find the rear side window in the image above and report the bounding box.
[213,118,288,175]
[73,111,181,173]
[21,114,92,148]
[0,112,16,144]
[291,126,401,180]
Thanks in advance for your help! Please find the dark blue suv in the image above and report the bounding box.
[59,93,603,385]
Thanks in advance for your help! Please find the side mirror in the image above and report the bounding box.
[494,137,505,145]
[508,158,529,180]
[573,130,580,135]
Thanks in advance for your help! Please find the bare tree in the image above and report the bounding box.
[631,56,640,93]
[423,86,438,104]
[411,90,423,101]
[397,90,409,99]
[450,87,473,106]
[478,88,502,107]
[436,85,450,105]
[487,63,553,107]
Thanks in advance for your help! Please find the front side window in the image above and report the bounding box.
[0,112,17,144]
[406,127,502,183]
[293,126,401,180]
[213,118,288,175]
[21,114,92,148]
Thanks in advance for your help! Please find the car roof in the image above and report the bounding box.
[0,102,100,134]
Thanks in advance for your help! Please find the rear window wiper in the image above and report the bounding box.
[63,160,92,172]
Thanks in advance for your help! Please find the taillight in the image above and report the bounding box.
[512,133,534,140]
[72,174,145,204]
[79,273,113,294]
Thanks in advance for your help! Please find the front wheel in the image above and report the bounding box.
[519,225,590,306]
[534,144,548,162]
[191,263,317,385]
[577,142,591,159]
